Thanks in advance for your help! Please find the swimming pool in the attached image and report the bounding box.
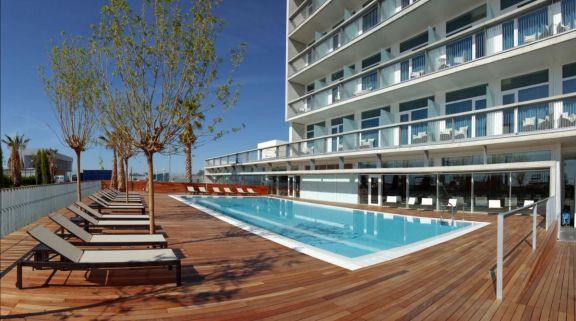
[173,196,488,270]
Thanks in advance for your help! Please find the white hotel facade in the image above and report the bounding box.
[205,0,576,229]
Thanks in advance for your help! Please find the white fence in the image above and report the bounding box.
[0,181,101,237]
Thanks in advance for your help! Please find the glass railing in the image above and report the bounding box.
[289,0,329,33]
[205,94,576,167]
[289,0,576,116]
[289,0,420,75]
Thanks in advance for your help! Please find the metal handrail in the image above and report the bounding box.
[495,196,551,300]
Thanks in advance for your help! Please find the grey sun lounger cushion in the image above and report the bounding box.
[27,225,177,264]
[89,195,145,208]
[68,206,150,228]
[49,213,165,246]
[75,201,149,220]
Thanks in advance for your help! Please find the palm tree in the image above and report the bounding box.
[179,107,204,183]
[99,132,118,189]
[2,134,30,187]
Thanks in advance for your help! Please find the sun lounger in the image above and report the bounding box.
[236,187,247,194]
[488,199,503,214]
[385,196,399,207]
[421,198,434,210]
[17,225,180,288]
[247,188,258,195]
[89,195,146,214]
[98,190,142,203]
[407,197,416,208]
[68,206,150,230]
[212,187,223,194]
[198,186,208,194]
[187,186,198,194]
[74,201,149,220]
[49,213,166,247]
[108,187,140,196]
[224,187,234,194]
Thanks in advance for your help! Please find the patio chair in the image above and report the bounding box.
[89,195,146,214]
[49,213,166,248]
[212,187,224,195]
[198,186,208,194]
[223,187,234,194]
[187,186,198,194]
[488,199,503,214]
[98,190,142,203]
[523,200,535,207]
[17,225,180,289]
[522,117,536,131]
[421,197,434,211]
[67,206,150,230]
[454,126,468,139]
[440,128,453,141]
[407,197,417,208]
[109,187,141,196]
[442,198,458,221]
[74,201,149,220]
[385,196,399,207]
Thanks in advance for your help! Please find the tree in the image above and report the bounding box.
[40,35,100,201]
[95,0,245,233]
[179,111,203,183]
[99,132,119,189]
[2,134,29,187]
[46,149,58,183]
[40,149,49,184]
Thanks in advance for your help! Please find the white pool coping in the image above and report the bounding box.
[170,195,490,270]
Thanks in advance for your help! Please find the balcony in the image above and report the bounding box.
[206,94,576,168]
[289,0,421,76]
[288,0,576,118]
[289,0,330,34]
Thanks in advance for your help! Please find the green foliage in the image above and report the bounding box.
[21,175,37,186]
[33,149,52,184]
[2,133,30,187]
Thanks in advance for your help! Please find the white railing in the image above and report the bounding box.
[495,196,552,300]
[0,181,101,237]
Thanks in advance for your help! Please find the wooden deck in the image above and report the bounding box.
[1,193,574,320]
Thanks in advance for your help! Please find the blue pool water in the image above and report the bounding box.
[179,196,475,259]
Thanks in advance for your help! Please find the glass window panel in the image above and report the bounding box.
[362,53,381,70]
[446,36,473,66]
[473,172,509,212]
[362,118,379,128]
[503,109,515,134]
[439,174,472,211]
[446,84,487,102]
[562,0,576,28]
[408,175,437,206]
[502,70,549,91]
[518,7,548,46]
[358,175,369,204]
[446,100,473,114]
[502,20,514,50]
[503,93,516,104]
[400,60,410,81]
[476,113,487,137]
[412,54,426,74]
[475,31,485,58]
[382,175,407,203]
[563,79,576,94]
[446,5,487,34]
[362,8,378,32]
[400,31,428,53]
[511,170,550,209]
[362,72,378,91]
[518,84,549,102]
[331,69,344,81]
[563,62,576,78]
[399,97,432,112]
[489,150,551,163]
[501,0,528,10]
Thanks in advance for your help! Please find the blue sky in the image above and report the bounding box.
[1,0,288,177]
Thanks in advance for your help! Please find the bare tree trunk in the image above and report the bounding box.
[118,158,125,192]
[75,150,81,202]
[111,150,118,189]
[185,144,192,183]
[146,154,155,234]
[125,158,129,203]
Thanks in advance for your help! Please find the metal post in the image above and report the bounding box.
[496,214,503,300]
[532,205,537,250]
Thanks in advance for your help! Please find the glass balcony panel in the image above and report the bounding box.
[561,0,576,29]
[518,7,549,46]
[446,36,473,67]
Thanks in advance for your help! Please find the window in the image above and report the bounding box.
[446,5,487,35]
[501,0,534,10]
[562,0,576,29]
[362,8,378,32]
[332,86,340,102]
[442,156,483,166]
[502,20,514,50]
[332,33,340,51]
[501,70,548,91]
[475,31,485,58]
[400,31,428,53]
[446,84,487,103]
[362,53,381,70]
[399,97,432,112]
[331,69,344,82]
[306,83,315,93]
[362,72,378,91]
[446,36,473,66]
[562,62,576,94]
[306,122,325,139]
[488,150,551,163]
[518,7,548,45]
[361,107,388,147]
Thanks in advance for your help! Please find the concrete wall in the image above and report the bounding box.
[300,174,358,204]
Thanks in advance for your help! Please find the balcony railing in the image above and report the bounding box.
[206,94,576,167]
[289,0,419,75]
[289,0,576,117]
[289,0,329,34]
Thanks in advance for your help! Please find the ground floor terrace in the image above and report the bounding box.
[0,193,574,320]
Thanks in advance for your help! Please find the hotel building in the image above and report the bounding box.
[204,0,576,232]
